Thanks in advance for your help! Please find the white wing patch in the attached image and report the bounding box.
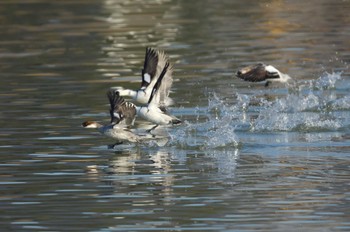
[113,112,122,120]
[143,73,151,84]
[265,65,279,73]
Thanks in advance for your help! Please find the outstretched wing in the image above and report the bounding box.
[157,61,173,108]
[141,47,159,90]
[148,61,170,110]
[107,90,136,125]
[236,63,279,82]
[153,50,174,106]
[107,89,123,123]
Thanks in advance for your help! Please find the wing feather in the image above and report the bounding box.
[141,47,158,89]
[107,90,136,125]
[148,61,170,106]
[236,63,272,82]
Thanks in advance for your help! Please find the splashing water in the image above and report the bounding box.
[252,72,347,132]
[169,93,240,149]
[204,93,241,148]
[314,71,343,90]
[331,95,350,110]
[169,71,348,148]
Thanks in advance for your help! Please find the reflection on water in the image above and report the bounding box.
[1,0,350,231]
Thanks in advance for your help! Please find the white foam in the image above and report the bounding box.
[169,72,347,148]
[168,93,240,149]
[314,71,342,90]
[331,95,350,110]
[251,72,346,132]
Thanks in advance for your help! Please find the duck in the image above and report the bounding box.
[236,63,291,87]
[134,61,181,130]
[112,47,173,106]
[82,90,140,148]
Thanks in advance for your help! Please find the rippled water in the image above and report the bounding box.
[1,0,350,231]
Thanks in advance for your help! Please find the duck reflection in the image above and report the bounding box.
[87,148,176,200]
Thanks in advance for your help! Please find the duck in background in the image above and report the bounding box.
[236,63,292,87]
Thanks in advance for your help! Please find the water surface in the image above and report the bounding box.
[1,0,349,231]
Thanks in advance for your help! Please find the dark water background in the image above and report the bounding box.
[1,0,349,231]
